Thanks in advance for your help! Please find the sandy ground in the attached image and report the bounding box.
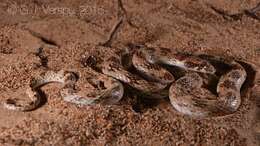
[0,0,260,145]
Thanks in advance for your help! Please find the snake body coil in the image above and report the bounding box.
[3,46,247,117]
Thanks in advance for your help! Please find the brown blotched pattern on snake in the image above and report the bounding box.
[3,46,247,118]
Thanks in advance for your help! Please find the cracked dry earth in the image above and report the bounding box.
[0,0,260,145]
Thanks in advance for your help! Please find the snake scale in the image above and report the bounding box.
[3,46,247,117]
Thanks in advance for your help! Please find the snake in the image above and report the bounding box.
[3,70,74,111]
[3,46,247,117]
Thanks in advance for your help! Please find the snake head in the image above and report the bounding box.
[200,60,216,74]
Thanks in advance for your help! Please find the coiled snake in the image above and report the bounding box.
[3,46,247,117]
